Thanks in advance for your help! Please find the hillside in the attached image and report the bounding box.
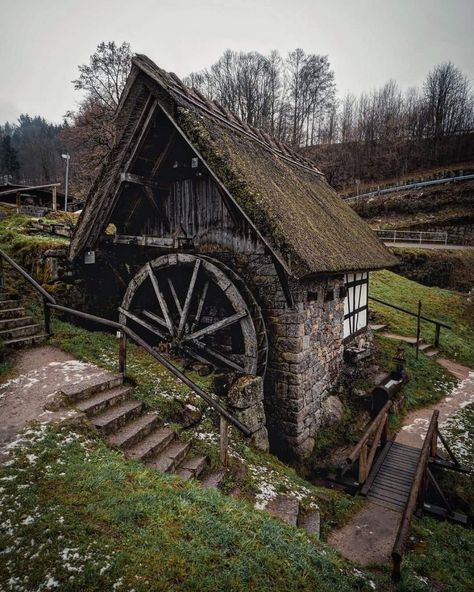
[351,178,474,245]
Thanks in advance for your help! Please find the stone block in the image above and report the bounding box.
[227,375,264,409]
[232,401,266,433]
[320,395,344,425]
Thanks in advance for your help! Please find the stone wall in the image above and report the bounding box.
[227,254,346,460]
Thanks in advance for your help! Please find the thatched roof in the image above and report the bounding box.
[70,54,397,276]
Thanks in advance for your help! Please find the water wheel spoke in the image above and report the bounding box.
[177,259,201,338]
[142,309,169,330]
[119,307,168,340]
[192,339,246,373]
[191,280,209,332]
[167,278,183,316]
[147,262,175,336]
[183,310,248,343]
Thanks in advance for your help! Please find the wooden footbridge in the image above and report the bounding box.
[336,403,470,582]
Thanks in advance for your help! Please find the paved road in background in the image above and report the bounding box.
[383,242,473,250]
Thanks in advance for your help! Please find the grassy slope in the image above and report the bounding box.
[370,269,474,366]
[391,247,474,293]
[0,424,379,592]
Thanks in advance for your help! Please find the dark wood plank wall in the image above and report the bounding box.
[117,176,263,255]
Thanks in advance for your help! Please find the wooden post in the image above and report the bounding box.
[16,192,21,214]
[119,331,127,377]
[434,323,441,348]
[381,412,389,444]
[43,300,51,335]
[415,300,422,359]
[52,186,57,211]
[358,444,368,484]
[219,415,229,467]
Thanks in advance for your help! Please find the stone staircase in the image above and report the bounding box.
[57,370,320,536]
[59,372,224,484]
[0,291,47,350]
[370,323,439,358]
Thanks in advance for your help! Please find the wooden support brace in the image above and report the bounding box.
[219,415,229,467]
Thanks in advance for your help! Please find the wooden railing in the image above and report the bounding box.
[340,400,392,486]
[0,248,251,462]
[369,295,451,349]
[391,410,438,582]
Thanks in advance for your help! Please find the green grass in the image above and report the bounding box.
[370,270,474,367]
[44,314,360,534]
[0,423,381,592]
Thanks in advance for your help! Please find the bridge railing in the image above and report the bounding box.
[391,411,438,582]
[340,400,393,487]
[375,229,448,245]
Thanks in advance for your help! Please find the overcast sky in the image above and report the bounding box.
[1,0,473,124]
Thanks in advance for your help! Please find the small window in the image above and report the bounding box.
[324,289,334,302]
[307,291,318,303]
[339,286,347,298]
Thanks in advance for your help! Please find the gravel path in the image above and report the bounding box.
[0,345,114,462]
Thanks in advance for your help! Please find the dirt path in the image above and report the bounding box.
[0,345,116,462]
[328,359,473,565]
[397,366,474,448]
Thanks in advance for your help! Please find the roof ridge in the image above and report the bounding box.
[132,54,324,177]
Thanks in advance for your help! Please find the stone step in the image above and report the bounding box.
[91,400,144,435]
[61,374,123,402]
[75,385,132,417]
[369,323,387,332]
[0,299,22,310]
[0,316,35,330]
[0,323,41,340]
[425,348,440,358]
[147,440,191,473]
[297,509,321,539]
[0,292,19,302]
[0,307,26,320]
[418,342,432,352]
[107,412,161,449]
[175,454,208,481]
[265,496,300,526]
[199,468,226,489]
[2,333,47,349]
[125,427,175,461]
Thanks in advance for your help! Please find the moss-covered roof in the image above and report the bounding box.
[70,54,397,276]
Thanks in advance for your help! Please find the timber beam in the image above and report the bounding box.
[120,172,165,189]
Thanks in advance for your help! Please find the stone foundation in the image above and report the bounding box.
[228,254,346,459]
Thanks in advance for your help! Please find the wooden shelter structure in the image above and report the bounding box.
[0,182,81,214]
[70,54,396,458]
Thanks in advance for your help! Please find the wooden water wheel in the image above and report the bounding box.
[119,254,268,376]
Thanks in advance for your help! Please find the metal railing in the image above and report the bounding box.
[0,248,251,460]
[375,229,448,245]
[345,172,474,202]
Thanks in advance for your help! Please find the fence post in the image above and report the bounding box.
[219,415,229,467]
[415,300,422,359]
[119,331,127,378]
[43,299,51,336]
[434,323,441,348]
[358,443,368,484]
[394,230,397,243]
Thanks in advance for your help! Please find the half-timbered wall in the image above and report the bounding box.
[343,272,369,339]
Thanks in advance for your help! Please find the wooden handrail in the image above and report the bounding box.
[391,410,439,582]
[368,296,451,330]
[346,400,392,465]
[0,248,56,304]
[0,249,252,438]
